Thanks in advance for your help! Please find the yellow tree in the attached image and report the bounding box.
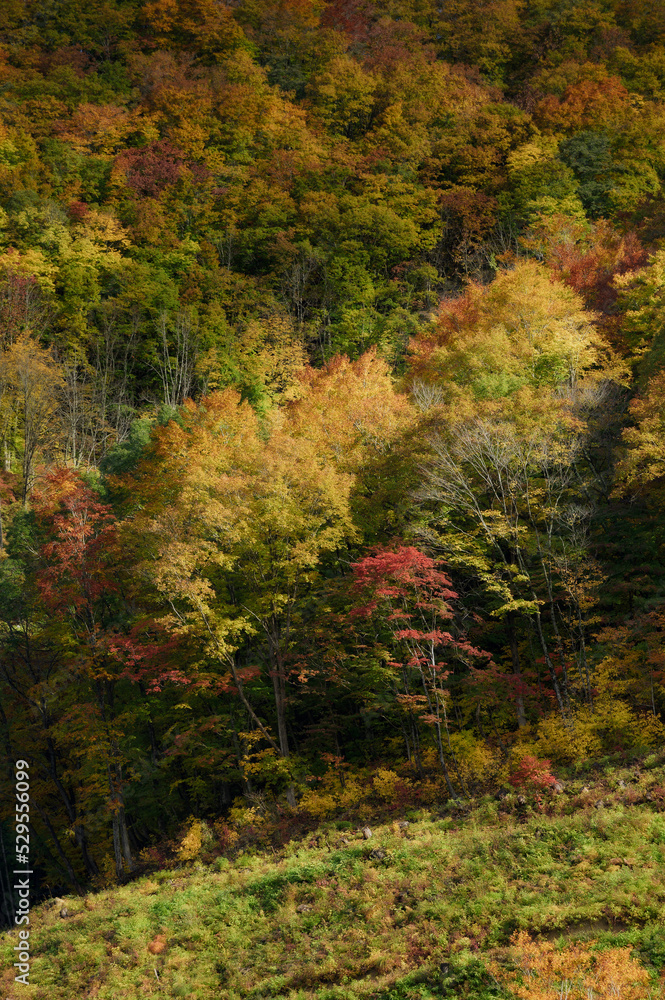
[142,0,246,60]
[613,252,665,494]
[407,263,623,721]
[120,388,356,800]
[282,348,417,539]
[285,348,413,474]
[616,369,665,492]
[1,333,64,504]
[406,260,610,409]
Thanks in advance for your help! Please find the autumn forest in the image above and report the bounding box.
[3,0,665,917]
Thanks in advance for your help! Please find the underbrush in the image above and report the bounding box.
[2,758,665,999]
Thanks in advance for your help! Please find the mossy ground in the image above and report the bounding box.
[3,764,665,999]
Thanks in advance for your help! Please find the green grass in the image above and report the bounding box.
[3,767,665,999]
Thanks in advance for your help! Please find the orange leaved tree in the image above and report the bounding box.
[119,388,356,801]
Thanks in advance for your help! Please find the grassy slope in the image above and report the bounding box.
[3,766,665,999]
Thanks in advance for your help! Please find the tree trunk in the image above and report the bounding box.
[507,612,527,728]
[74,823,99,877]
[119,803,133,872]
[0,825,16,926]
[417,664,458,799]
[270,663,290,759]
[111,803,133,879]
[531,611,567,722]
[269,650,296,807]
[114,764,133,873]
[112,809,123,880]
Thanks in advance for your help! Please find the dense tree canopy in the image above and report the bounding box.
[3,0,665,902]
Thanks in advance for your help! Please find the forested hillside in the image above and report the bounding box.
[3,0,665,921]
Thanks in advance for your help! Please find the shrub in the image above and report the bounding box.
[509,755,557,794]
[177,817,207,862]
[489,931,652,998]
[531,712,602,763]
[530,684,665,766]
[372,768,414,806]
[299,760,371,819]
[448,732,505,789]
[212,820,239,852]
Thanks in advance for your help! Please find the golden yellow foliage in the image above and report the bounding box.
[523,664,665,764]
[407,260,616,410]
[372,768,412,802]
[286,348,414,473]
[300,765,374,818]
[448,732,504,786]
[177,817,204,861]
[616,369,665,492]
[489,931,653,999]
[227,803,267,829]
[55,104,160,155]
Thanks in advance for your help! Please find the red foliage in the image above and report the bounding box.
[31,470,202,694]
[351,543,489,668]
[508,754,557,792]
[466,655,550,718]
[535,218,647,322]
[436,188,499,273]
[39,46,91,78]
[214,822,237,851]
[115,140,187,198]
[67,200,90,222]
[351,544,459,610]
[405,287,483,382]
[360,19,435,71]
[534,76,631,134]
[320,0,434,69]
[0,264,45,348]
[103,621,190,692]
[320,0,375,38]
[32,469,118,617]
[0,470,17,503]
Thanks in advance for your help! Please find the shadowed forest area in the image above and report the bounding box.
[3,6,665,988]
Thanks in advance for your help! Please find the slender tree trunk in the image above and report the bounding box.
[399,711,412,765]
[111,805,133,880]
[577,608,593,709]
[74,823,99,877]
[416,661,458,799]
[118,801,133,872]
[410,714,422,776]
[512,545,569,721]
[108,763,133,879]
[269,647,296,806]
[507,612,527,728]
[200,610,281,755]
[273,660,296,808]
[532,610,567,722]
[270,653,290,759]
[112,809,123,880]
